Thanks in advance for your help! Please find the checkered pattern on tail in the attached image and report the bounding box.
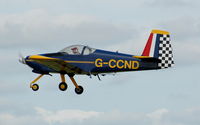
[158,34,174,68]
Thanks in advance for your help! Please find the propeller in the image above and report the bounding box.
[19,53,26,64]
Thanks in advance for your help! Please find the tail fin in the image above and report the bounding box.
[142,30,174,68]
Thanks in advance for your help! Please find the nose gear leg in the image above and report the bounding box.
[30,74,44,91]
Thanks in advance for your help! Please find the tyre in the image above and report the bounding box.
[75,86,84,94]
[32,84,39,91]
[59,82,68,91]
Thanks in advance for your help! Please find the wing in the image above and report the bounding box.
[27,55,86,74]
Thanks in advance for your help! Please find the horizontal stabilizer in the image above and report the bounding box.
[134,56,161,63]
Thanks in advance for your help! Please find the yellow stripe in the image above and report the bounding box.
[29,55,94,64]
[133,56,150,58]
[151,30,169,35]
[65,61,94,64]
[28,55,56,60]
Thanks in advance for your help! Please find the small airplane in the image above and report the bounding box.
[20,29,174,95]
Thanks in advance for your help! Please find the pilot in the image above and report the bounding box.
[71,47,80,54]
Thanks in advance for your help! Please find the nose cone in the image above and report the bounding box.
[24,55,40,64]
[24,55,32,64]
[25,56,29,60]
[24,54,55,74]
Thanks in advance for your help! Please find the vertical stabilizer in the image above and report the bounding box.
[142,30,174,68]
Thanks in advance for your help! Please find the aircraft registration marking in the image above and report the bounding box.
[95,58,139,69]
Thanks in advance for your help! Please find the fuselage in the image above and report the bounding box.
[25,47,159,75]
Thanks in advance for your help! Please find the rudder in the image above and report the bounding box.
[142,30,174,69]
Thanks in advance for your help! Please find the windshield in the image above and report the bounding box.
[59,45,96,55]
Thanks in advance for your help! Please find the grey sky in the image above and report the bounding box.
[0,0,200,125]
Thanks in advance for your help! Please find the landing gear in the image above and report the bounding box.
[32,84,39,91]
[59,74,68,91]
[59,74,84,94]
[69,74,84,95]
[75,85,84,94]
[30,74,44,91]
[59,82,68,91]
[29,73,84,94]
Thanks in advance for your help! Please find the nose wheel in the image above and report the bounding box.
[32,84,39,91]
[30,74,44,91]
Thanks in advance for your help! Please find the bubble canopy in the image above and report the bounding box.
[59,45,96,55]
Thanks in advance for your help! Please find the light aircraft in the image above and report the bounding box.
[20,29,174,95]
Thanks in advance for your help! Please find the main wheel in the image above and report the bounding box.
[32,84,39,91]
[59,82,68,91]
[75,86,84,95]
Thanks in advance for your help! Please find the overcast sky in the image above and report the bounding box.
[0,0,200,125]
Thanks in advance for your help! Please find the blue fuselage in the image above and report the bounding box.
[26,49,159,75]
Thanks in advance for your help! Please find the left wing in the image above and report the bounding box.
[27,55,86,74]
